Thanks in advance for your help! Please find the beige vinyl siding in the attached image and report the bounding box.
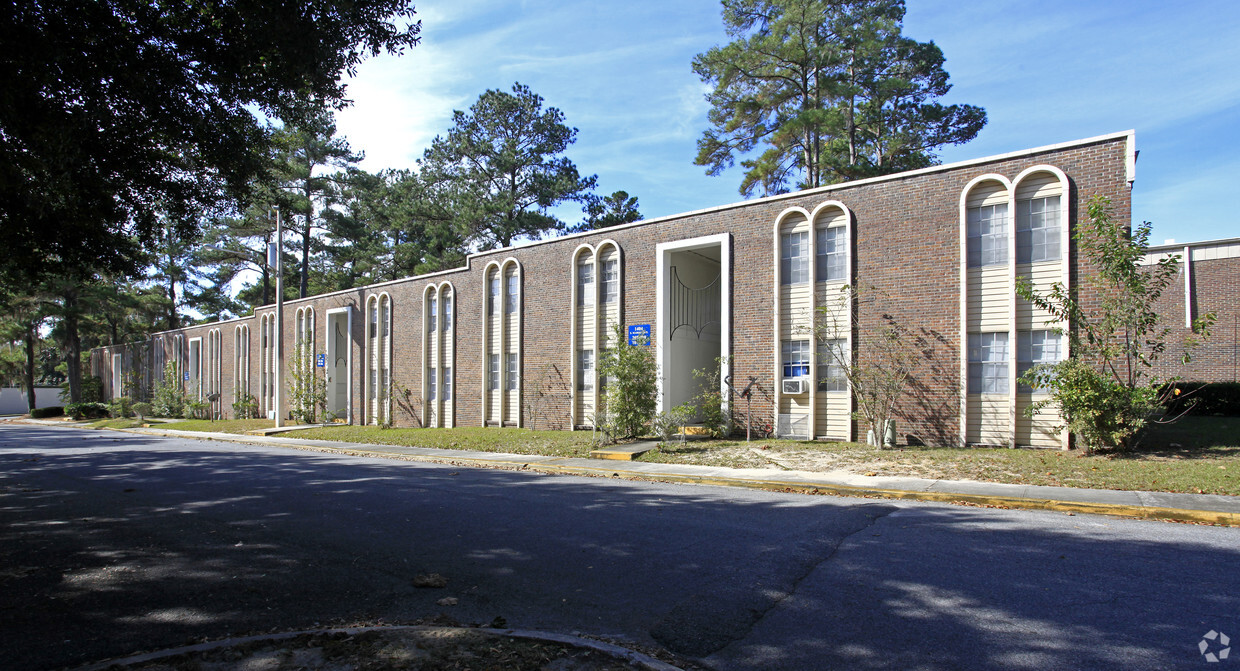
[599,247,621,340]
[967,181,1007,208]
[778,214,812,421]
[815,392,850,440]
[967,265,1010,330]
[967,395,1009,446]
[1015,261,1060,329]
[1015,172,1060,201]
[1016,396,1061,448]
[503,266,520,425]
[576,302,595,423]
[486,267,501,424]
[813,283,849,440]
[442,318,453,428]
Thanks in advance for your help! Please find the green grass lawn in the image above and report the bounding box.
[124,415,1239,496]
[171,418,276,433]
[286,425,600,458]
[86,417,167,430]
[640,416,1240,495]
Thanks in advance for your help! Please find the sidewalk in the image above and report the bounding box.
[64,422,1231,527]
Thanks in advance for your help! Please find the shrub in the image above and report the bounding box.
[132,402,153,421]
[185,399,210,419]
[288,339,327,424]
[108,397,133,418]
[597,324,659,439]
[151,362,186,418]
[66,402,110,419]
[232,394,259,420]
[30,406,64,419]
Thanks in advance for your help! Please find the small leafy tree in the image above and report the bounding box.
[1016,196,1214,452]
[597,324,658,439]
[288,338,327,424]
[815,284,926,448]
[231,394,259,420]
[151,362,186,418]
[690,356,731,437]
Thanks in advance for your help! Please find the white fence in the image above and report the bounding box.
[0,387,63,415]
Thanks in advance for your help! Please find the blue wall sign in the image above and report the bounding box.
[316,353,326,368]
[628,324,652,346]
[183,371,189,381]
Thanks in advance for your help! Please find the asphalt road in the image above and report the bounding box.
[1,423,1237,670]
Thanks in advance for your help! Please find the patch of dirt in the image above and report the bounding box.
[99,629,659,670]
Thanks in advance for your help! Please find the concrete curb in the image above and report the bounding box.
[67,625,683,671]
[21,420,1240,527]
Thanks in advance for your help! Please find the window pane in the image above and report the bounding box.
[578,263,594,306]
[428,298,436,332]
[505,353,518,390]
[443,296,452,330]
[443,367,452,400]
[968,332,1009,394]
[817,339,847,391]
[1017,196,1060,263]
[602,259,619,303]
[488,277,500,315]
[781,231,809,284]
[967,204,1008,267]
[428,369,436,400]
[578,350,593,391]
[816,227,846,282]
[781,340,810,378]
[506,275,518,313]
[488,354,499,390]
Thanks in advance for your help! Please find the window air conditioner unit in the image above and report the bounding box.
[782,378,808,395]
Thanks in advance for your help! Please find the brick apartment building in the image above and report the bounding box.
[90,130,1238,447]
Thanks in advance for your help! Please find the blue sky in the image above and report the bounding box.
[334,0,1240,246]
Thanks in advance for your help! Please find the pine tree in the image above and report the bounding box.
[693,0,985,196]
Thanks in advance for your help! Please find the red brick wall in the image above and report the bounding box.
[94,134,1137,445]
[1150,255,1240,383]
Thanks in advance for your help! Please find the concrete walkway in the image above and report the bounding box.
[18,419,1240,526]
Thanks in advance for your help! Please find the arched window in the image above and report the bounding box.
[482,259,522,426]
[960,175,1015,447]
[365,293,392,425]
[424,282,455,428]
[569,242,623,429]
[259,313,276,417]
[234,324,251,413]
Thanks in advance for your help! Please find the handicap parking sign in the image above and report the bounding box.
[316,353,326,368]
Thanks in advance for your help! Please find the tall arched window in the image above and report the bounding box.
[207,328,222,418]
[365,293,392,425]
[424,282,456,428]
[234,324,251,415]
[294,307,316,404]
[569,241,623,428]
[259,313,276,417]
[1012,167,1070,448]
[482,259,521,426]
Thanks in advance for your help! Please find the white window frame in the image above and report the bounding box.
[577,261,595,306]
[967,203,1009,267]
[968,332,1009,394]
[781,339,811,379]
[816,338,848,392]
[1017,195,1061,264]
[816,226,847,282]
[780,231,810,285]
